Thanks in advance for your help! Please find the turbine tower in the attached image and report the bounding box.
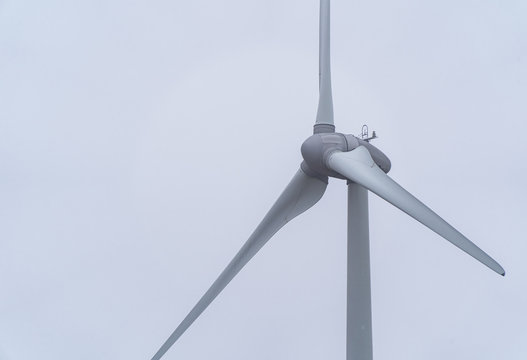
[150,1,504,359]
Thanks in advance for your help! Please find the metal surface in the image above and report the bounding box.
[347,182,373,360]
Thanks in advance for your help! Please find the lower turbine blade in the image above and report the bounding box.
[150,168,328,360]
[327,146,505,276]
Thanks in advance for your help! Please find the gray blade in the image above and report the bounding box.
[315,0,334,126]
[327,146,505,276]
[150,168,328,360]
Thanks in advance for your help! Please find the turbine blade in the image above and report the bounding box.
[150,168,328,360]
[327,146,505,276]
[315,0,334,127]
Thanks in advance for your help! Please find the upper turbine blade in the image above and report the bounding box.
[315,0,334,127]
[327,146,505,276]
[150,168,328,360]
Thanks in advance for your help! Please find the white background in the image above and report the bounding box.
[1,0,526,359]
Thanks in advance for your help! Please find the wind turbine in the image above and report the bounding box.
[150,1,505,359]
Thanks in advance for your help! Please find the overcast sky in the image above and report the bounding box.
[1,1,526,359]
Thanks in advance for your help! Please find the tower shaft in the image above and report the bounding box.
[347,182,373,360]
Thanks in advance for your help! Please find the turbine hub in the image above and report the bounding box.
[301,133,391,179]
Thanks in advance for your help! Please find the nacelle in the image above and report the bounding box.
[301,133,391,179]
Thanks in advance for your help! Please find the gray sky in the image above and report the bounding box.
[1,0,526,359]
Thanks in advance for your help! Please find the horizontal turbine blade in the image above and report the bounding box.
[327,146,505,276]
[150,168,328,360]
